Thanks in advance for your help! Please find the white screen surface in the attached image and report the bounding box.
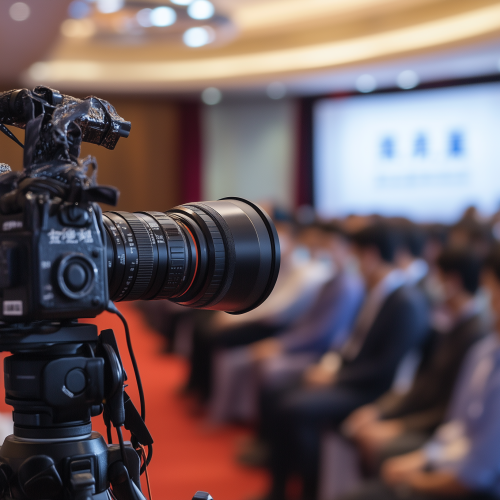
[314,83,500,222]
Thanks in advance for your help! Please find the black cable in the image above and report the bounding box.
[116,426,129,470]
[106,423,113,445]
[107,301,153,475]
[0,124,24,149]
[107,301,146,421]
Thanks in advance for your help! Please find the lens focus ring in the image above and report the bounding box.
[175,205,226,308]
[114,212,154,300]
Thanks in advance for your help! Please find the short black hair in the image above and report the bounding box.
[437,248,481,295]
[317,221,347,239]
[350,223,399,263]
[484,246,500,282]
[403,225,426,258]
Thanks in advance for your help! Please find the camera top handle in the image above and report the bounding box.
[0,87,131,171]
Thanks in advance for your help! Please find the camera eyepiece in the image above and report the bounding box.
[103,198,280,314]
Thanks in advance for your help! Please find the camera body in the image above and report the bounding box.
[0,195,108,322]
[0,85,130,323]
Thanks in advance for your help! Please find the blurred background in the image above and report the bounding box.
[3,0,500,218]
[3,1,500,500]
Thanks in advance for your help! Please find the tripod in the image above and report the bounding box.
[0,321,153,500]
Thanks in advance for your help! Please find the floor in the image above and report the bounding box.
[88,302,269,500]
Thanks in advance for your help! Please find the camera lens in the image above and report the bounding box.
[102,198,280,314]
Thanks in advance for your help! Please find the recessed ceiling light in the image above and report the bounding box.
[397,70,419,89]
[201,87,222,105]
[267,82,287,99]
[96,0,124,14]
[61,18,96,38]
[136,8,153,27]
[68,1,91,19]
[183,26,214,47]
[356,74,377,93]
[151,6,176,27]
[171,0,192,4]
[9,2,30,21]
[187,0,214,20]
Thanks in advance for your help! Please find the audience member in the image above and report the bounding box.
[256,223,430,500]
[229,223,363,454]
[338,247,500,500]
[344,248,488,472]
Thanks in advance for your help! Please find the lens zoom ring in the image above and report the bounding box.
[145,212,188,298]
[116,212,154,300]
[184,206,226,307]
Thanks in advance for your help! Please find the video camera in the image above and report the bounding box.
[0,86,280,500]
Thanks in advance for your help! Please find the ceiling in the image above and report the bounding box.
[2,0,500,93]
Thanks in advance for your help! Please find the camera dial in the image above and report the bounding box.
[56,253,97,300]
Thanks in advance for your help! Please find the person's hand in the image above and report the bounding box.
[356,419,404,451]
[343,405,380,437]
[250,338,283,362]
[303,351,341,388]
[303,363,337,387]
[381,451,426,486]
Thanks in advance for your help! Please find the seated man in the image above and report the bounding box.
[258,223,430,500]
[344,248,488,471]
[339,247,500,500]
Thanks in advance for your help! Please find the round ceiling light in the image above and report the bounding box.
[183,26,214,47]
[151,6,177,27]
[202,87,222,105]
[136,8,153,27]
[267,82,287,99]
[96,0,124,14]
[9,2,30,21]
[187,0,214,20]
[356,74,377,93]
[397,70,419,90]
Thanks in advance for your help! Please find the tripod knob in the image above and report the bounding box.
[192,492,214,500]
[18,455,63,500]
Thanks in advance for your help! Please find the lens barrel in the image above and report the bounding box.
[103,198,280,314]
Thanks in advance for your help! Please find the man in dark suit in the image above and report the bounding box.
[258,224,430,500]
[344,248,488,471]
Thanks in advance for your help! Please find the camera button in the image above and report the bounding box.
[64,263,88,292]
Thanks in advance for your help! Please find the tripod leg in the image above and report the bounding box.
[109,461,147,500]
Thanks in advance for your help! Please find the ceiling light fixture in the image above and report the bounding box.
[171,0,192,4]
[136,8,153,27]
[68,1,91,19]
[151,6,176,27]
[397,70,419,89]
[187,0,214,20]
[9,2,30,21]
[266,82,287,99]
[201,87,222,105]
[356,74,377,93]
[26,4,500,87]
[183,26,214,47]
[96,0,124,14]
[61,18,97,38]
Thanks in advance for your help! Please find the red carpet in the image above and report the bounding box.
[87,303,269,500]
